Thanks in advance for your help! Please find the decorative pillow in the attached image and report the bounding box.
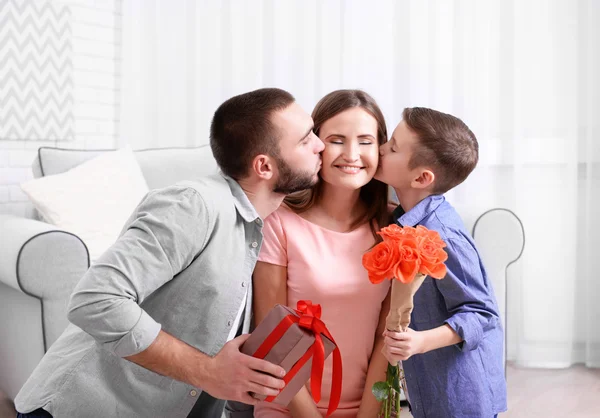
[21,148,149,262]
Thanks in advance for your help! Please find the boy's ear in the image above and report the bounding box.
[412,169,435,189]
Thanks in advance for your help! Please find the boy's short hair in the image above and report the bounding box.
[210,88,295,179]
[404,107,479,194]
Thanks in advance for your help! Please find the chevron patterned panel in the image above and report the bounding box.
[0,0,74,141]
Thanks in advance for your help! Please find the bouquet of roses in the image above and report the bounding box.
[362,224,448,418]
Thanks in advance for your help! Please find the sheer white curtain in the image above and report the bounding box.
[120,0,600,368]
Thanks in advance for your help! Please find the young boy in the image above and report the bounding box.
[375,107,507,418]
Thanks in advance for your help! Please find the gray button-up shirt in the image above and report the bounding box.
[15,173,263,417]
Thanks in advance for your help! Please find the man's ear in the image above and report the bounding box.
[412,169,435,189]
[251,154,275,180]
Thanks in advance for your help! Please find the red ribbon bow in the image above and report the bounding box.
[252,300,343,417]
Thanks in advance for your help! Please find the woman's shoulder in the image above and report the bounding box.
[274,203,298,219]
[264,203,304,227]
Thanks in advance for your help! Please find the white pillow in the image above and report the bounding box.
[21,148,149,262]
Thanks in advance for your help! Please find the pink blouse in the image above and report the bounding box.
[254,205,390,418]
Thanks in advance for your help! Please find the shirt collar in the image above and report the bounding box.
[222,173,261,224]
[396,194,445,227]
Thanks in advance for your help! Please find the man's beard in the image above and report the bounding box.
[272,156,318,195]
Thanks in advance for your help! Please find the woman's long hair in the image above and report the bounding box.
[284,89,389,241]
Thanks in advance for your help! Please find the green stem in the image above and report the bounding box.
[383,396,388,418]
[390,363,399,417]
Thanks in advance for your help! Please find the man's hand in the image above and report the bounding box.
[202,334,286,405]
[125,330,286,406]
[381,328,425,363]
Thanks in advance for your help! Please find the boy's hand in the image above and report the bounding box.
[381,328,425,363]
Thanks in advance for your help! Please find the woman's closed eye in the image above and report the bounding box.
[329,139,374,145]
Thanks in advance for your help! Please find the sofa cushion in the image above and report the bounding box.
[35,145,218,190]
[21,148,149,261]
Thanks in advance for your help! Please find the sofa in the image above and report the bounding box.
[0,145,525,402]
[0,146,218,401]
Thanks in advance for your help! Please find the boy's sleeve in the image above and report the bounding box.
[258,210,287,266]
[435,238,501,352]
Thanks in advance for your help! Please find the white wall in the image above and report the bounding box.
[0,0,122,217]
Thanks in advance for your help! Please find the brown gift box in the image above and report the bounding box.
[240,303,337,406]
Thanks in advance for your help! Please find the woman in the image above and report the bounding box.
[253,90,391,417]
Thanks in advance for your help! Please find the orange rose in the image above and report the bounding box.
[362,241,399,284]
[392,236,421,283]
[378,224,418,242]
[378,224,404,242]
[417,234,448,279]
[416,225,446,249]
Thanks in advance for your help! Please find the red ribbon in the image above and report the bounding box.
[251,300,343,417]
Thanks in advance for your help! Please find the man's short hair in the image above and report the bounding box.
[210,88,295,179]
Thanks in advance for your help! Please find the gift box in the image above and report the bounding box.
[241,300,342,416]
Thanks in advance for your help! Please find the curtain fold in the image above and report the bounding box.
[119,0,600,368]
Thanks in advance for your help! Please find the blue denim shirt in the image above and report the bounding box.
[393,195,507,418]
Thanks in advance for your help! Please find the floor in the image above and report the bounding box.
[2,363,599,418]
[401,362,600,418]
[500,362,600,418]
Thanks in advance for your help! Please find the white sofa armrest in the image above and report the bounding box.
[472,208,525,371]
[0,215,91,399]
[0,215,90,348]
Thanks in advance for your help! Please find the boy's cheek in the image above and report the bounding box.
[376,166,397,187]
[374,169,388,184]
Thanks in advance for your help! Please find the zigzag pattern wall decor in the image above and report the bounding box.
[0,0,74,141]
